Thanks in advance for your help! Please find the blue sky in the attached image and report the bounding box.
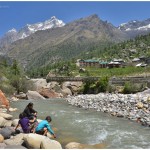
[1,1,150,37]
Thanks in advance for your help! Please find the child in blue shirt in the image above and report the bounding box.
[35,116,56,138]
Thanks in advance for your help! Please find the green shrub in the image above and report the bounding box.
[107,84,116,93]
[123,82,145,94]
[96,77,109,92]
[123,82,133,94]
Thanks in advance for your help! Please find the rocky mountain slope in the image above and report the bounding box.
[118,18,150,38]
[0,16,65,51]
[1,14,129,69]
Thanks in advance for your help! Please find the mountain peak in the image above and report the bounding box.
[87,14,99,20]
[0,16,65,47]
[51,16,56,20]
[7,28,17,33]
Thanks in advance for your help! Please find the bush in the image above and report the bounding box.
[123,82,134,94]
[107,84,116,93]
[123,82,145,94]
[96,77,109,92]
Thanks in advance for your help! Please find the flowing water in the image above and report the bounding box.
[10,98,150,149]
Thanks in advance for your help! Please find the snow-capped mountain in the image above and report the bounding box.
[0,16,65,49]
[118,18,150,37]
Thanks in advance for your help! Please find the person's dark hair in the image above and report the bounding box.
[27,102,33,108]
[19,113,25,119]
[45,116,52,122]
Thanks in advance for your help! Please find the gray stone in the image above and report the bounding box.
[0,113,13,120]
[4,145,27,149]
[26,90,45,100]
[0,127,15,139]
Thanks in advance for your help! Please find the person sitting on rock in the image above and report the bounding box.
[15,113,35,133]
[35,116,56,138]
[23,102,37,119]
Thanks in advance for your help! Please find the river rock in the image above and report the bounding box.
[40,138,62,149]
[4,145,27,149]
[0,127,15,139]
[0,90,9,109]
[65,142,84,149]
[26,90,45,100]
[9,107,18,112]
[0,117,6,127]
[15,92,27,99]
[0,134,4,143]
[30,78,47,91]
[23,133,61,149]
[11,97,19,101]
[23,133,45,149]
[12,119,19,127]
[62,88,72,97]
[0,143,6,149]
[0,113,13,120]
[137,102,144,109]
[4,133,24,145]
[39,89,60,98]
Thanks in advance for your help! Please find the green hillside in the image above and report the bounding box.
[26,33,150,78]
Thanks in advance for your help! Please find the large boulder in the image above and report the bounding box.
[4,133,25,145]
[12,119,19,127]
[39,89,60,98]
[0,117,7,127]
[23,133,62,149]
[0,90,9,108]
[0,127,15,139]
[26,90,45,100]
[4,120,12,127]
[41,138,62,149]
[62,81,83,95]
[47,82,64,95]
[61,88,72,97]
[30,79,47,91]
[0,113,13,120]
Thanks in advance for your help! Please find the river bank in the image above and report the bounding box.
[66,89,150,127]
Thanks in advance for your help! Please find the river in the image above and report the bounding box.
[10,98,150,149]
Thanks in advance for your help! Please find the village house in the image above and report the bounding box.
[79,59,99,67]
[79,58,126,68]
